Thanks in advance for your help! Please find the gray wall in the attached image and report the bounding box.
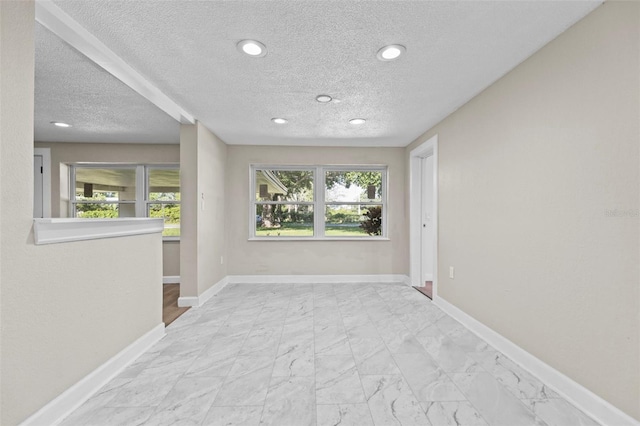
[180,122,227,298]
[1,3,163,424]
[225,145,408,275]
[34,142,180,278]
[406,1,639,418]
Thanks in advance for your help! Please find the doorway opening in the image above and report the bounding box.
[409,134,438,300]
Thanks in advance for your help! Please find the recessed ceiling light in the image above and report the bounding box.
[349,118,366,125]
[50,121,71,128]
[271,118,288,124]
[377,44,406,61]
[237,39,267,57]
[316,95,332,103]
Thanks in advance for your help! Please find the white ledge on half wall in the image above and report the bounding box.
[33,218,164,245]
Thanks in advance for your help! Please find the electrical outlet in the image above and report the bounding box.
[449,266,455,279]
[220,256,224,265]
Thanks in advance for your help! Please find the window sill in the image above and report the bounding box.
[163,236,180,242]
[248,237,390,242]
[34,218,164,245]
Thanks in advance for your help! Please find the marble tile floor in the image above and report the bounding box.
[60,283,600,426]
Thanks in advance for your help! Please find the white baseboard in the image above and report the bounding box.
[177,275,409,307]
[21,323,165,426]
[433,296,639,426]
[198,276,230,305]
[162,275,180,284]
[178,276,230,308]
[227,274,409,284]
[177,296,199,307]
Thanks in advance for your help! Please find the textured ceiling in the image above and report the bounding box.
[35,23,179,144]
[42,0,601,147]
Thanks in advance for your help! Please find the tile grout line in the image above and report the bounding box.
[258,283,294,424]
[371,285,443,425]
[350,284,406,425]
[370,285,476,424]
[62,283,605,426]
[198,284,264,423]
[193,287,248,425]
[421,298,495,425]
[335,284,371,417]
[430,298,554,426]
[311,285,320,425]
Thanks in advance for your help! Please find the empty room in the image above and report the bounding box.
[1,1,638,425]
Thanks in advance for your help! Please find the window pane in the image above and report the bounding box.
[255,170,313,202]
[149,203,180,237]
[325,204,382,237]
[256,204,313,237]
[75,203,120,218]
[325,171,382,202]
[149,168,180,202]
[75,168,136,202]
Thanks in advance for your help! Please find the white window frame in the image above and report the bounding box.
[146,164,181,241]
[249,164,388,241]
[69,163,180,240]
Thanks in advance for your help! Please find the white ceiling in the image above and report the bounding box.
[35,23,180,144]
[37,0,602,147]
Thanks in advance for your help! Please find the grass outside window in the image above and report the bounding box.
[251,165,387,239]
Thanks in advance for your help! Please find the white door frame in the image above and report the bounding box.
[34,147,51,218]
[409,134,438,297]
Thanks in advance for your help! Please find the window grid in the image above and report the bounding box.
[250,165,388,240]
[70,164,180,239]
